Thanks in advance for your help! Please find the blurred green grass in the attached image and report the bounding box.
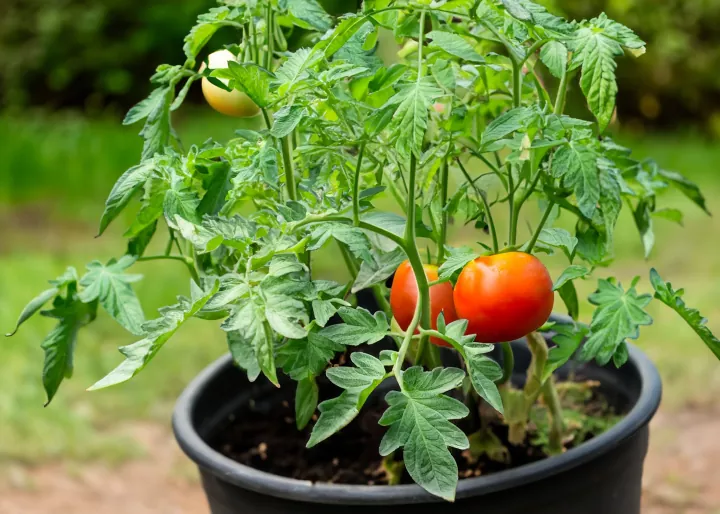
[0,111,718,467]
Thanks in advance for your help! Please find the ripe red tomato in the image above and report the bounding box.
[453,252,554,343]
[201,50,260,118]
[390,260,458,348]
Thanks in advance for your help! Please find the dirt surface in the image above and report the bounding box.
[0,409,718,514]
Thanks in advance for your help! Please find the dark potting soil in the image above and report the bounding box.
[209,378,620,486]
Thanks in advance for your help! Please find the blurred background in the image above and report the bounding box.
[1,0,719,513]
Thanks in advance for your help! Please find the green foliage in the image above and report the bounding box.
[6,0,717,502]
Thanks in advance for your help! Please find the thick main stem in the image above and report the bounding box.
[507,165,517,246]
[280,136,297,202]
[554,70,570,116]
[541,377,565,455]
[512,61,522,108]
[405,154,432,365]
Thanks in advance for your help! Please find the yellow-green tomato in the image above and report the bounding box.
[201,50,260,118]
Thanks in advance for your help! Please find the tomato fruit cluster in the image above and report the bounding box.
[390,252,554,346]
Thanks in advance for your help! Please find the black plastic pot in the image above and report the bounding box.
[173,335,662,514]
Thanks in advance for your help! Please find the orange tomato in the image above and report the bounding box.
[453,252,554,343]
[390,260,458,348]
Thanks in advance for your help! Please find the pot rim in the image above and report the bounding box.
[172,342,661,505]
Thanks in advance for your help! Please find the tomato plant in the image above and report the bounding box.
[7,0,720,503]
[201,50,260,117]
[391,260,457,347]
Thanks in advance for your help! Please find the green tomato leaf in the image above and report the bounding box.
[78,256,145,335]
[463,342,503,413]
[570,15,645,131]
[287,0,332,32]
[481,107,536,147]
[543,323,589,382]
[164,180,201,229]
[227,330,261,382]
[536,228,577,260]
[98,160,156,236]
[580,278,653,365]
[657,168,709,215]
[198,161,233,216]
[307,351,389,447]
[277,332,344,381]
[126,221,157,258]
[212,62,273,108]
[650,269,720,360]
[274,48,323,96]
[320,307,389,346]
[632,200,655,258]
[438,246,479,281]
[552,142,599,219]
[558,280,579,320]
[183,7,234,60]
[426,31,485,63]
[388,77,443,160]
[539,40,568,79]
[315,14,370,58]
[502,0,533,21]
[271,104,307,138]
[6,287,59,337]
[296,377,319,430]
[553,265,591,291]
[653,208,684,226]
[378,368,469,501]
[88,280,220,390]
[40,296,97,405]
[351,247,405,294]
[308,222,373,262]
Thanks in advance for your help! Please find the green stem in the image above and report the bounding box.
[393,298,423,389]
[352,141,367,226]
[416,10,427,84]
[542,377,565,455]
[337,241,392,319]
[164,231,175,256]
[457,158,498,253]
[554,69,571,116]
[138,255,199,284]
[507,165,517,246]
[405,154,432,366]
[265,4,274,70]
[260,108,272,130]
[437,156,450,264]
[525,201,555,254]
[251,20,259,64]
[512,61,522,108]
[497,342,515,385]
[280,136,297,202]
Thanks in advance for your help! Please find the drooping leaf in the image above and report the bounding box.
[227,330,261,382]
[539,40,568,79]
[78,256,145,335]
[40,297,96,405]
[426,31,485,63]
[579,278,653,365]
[316,14,370,58]
[502,0,533,21]
[6,287,59,337]
[657,168,709,215]
[553,265,591,291]
[632,200,655,258]
[88,281,219,390]
[98,160,156,236]
[650,269,720,360]
[320,307,389,346]
[183,7,234,60]
[296,377,319,430]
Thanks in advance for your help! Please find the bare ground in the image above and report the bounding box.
[0,409,718,514]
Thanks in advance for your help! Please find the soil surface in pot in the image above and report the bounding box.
[209,379,621,486]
